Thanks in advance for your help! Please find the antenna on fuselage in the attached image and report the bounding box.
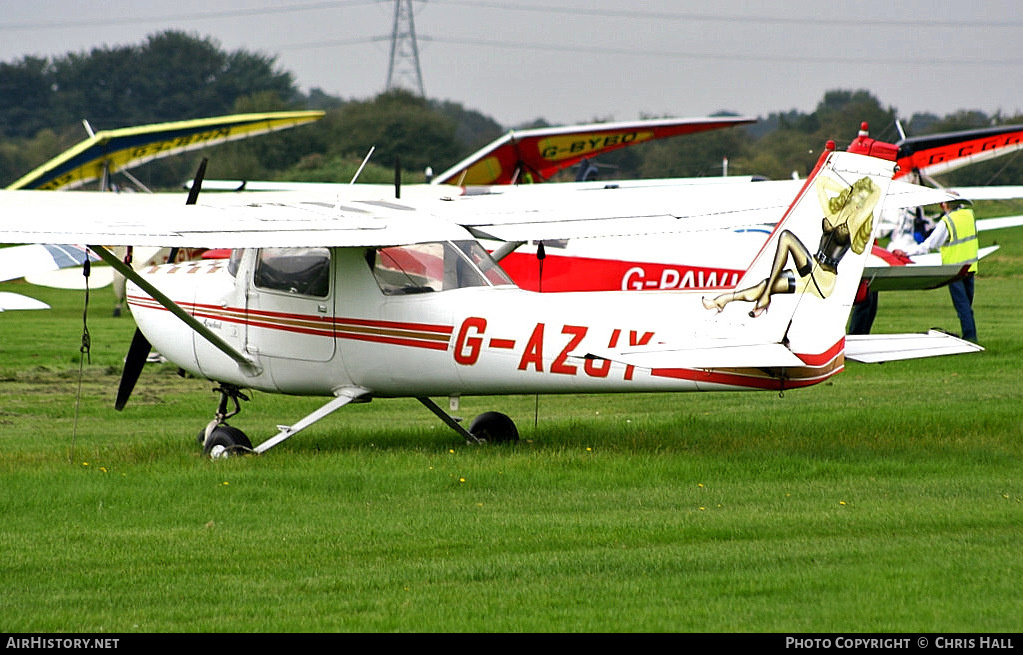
[394,156,401,199]
[350,146,375,184]
[533,241,547,428]
[339,146,377,212]
[535,241,546,293]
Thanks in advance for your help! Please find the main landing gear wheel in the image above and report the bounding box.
[468,411,519,444]
[202,424,253,459]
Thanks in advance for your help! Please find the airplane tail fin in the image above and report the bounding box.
[717,129,899,360]
[580,127,979,386]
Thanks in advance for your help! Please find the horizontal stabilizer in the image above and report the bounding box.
[977,214,1023,231]
[949,186,1023,202]
[26,266,115,290]
[845,330,982,363]
[883,181,957,210]
[0,292,50,311]
[0,243,98,283]
[582,341,805,370]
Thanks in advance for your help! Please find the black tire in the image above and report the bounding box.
[468,411,519,444]
[202,424,253,457]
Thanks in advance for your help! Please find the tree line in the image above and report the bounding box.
[2,31,1020,190]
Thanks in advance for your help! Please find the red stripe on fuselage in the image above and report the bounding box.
[127,294,454,350]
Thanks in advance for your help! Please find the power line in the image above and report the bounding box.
[430,0,1023,29]
[6,0,1019,33]
[416,35,1023,68]
[0,1,380,31]
[276,32,1023,68]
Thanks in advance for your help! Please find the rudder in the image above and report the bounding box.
[703,133,898,358]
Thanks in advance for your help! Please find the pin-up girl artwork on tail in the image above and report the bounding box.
[702,172,882,318]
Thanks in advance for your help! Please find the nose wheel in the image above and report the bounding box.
[198,384,253,458]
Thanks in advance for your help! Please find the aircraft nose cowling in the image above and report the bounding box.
[127,261,262,389]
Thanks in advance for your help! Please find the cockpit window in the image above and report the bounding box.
[254,247,331,297]
[370,240,513,295]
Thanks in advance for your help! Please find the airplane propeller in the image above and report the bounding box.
[114,158,208,411]
[114,329,153,411]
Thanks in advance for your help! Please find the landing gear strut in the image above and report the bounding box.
[197,387,520,457]
[199,384,253,458]
[417,398,519,444]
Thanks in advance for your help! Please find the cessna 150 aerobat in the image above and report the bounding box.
[0,128,980,457]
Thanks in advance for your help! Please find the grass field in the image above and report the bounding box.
[1,223,1021,633]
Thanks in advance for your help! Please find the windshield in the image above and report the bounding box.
[370,240,513,295]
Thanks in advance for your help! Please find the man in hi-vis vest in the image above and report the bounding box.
[894,198,979,342]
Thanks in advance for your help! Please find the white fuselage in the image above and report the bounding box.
[127,246,844,400]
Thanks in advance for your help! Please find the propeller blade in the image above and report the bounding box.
[170,158,208,264]
[114,328,152,411]
[185,157,208,205]
[117,158,206,410]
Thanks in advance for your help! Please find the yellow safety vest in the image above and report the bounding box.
[940,208,978,273]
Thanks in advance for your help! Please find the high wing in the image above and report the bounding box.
[894,123,1023,180]
[0,170,953,251]
[0,190,470,249]
[427,177,953,243]
[6,111,324,191]
[430,116,755,186]
[0,161,956,259]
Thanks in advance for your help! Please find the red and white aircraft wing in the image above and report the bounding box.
[430,116,755,186]
[895,123,1023,180]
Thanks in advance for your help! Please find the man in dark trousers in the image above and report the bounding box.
[893,198,979,342]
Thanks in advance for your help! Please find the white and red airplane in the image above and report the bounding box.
[0,128,980,457]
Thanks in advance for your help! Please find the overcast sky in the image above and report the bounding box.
[2,0,1021,133]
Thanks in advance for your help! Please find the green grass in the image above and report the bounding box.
[1,226,1022,632]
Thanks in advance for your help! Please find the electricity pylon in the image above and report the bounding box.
[386,0,425,96]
